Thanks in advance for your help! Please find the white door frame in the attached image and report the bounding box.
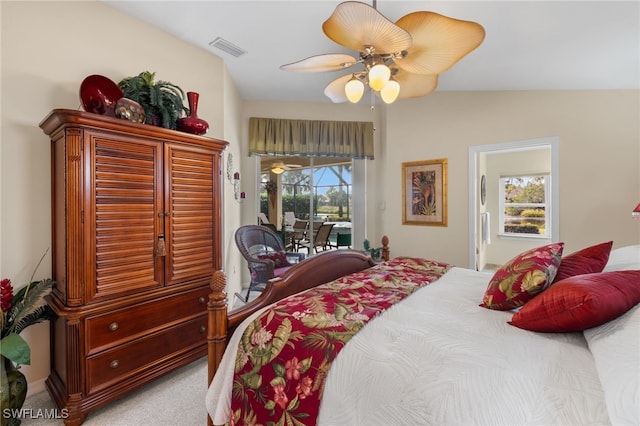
[468,137,560,269]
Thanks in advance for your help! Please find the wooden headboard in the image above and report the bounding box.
[206,236,389,421]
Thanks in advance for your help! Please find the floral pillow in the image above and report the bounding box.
[480,242,564,311]
[258,251,291,268]
[552,241,613,283]
[509,270,640,332]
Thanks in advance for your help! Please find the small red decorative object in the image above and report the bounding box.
[0,278,13,312]
[79,75,123,117]
[177,91,209,135]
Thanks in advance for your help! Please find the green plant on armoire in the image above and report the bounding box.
[118,71,188,130]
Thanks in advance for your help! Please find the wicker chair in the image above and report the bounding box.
[235,225,305,302]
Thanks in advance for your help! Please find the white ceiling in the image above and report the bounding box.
[103,1,639,104]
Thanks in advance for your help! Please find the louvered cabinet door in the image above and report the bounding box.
[163,143,221,285]
[87,132,164,301]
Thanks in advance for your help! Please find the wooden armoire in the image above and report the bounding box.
[40,109,228,425]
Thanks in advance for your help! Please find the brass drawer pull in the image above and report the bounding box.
[109,360,119,369]
[198,296,206,304]
[199,325,206,334]
[108,322,119,332]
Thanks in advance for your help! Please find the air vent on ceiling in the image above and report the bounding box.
[209,37,247,58]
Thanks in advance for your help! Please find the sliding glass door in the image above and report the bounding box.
[259,156,353,254]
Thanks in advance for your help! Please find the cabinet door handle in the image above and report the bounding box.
[108,322,119,332]
[109,360,119,369]
[156,235,166,257]
[199,325,206,334]
[198,296,206,304]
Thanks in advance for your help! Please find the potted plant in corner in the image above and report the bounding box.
[0,251,55,426]
[118,71,188,130]
[265,180,277,208]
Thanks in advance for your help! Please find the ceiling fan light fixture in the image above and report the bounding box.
[271,166,285,174]
[345,76,365,103]
[281,2,485,105]
[368,63,391,91]
[380,79,400,104]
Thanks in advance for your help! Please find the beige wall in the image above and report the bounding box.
[383,91,640,266]
[1,0,236,394]
[2,0,639,398]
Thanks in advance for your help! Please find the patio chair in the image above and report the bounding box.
[289,219,308,251]
[235,225,305,302]
[299,223,334,254]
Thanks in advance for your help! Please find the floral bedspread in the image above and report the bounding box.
[229,256,452,425]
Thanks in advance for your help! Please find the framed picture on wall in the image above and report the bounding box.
[402,158,448,226]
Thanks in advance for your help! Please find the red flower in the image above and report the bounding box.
[285,357,302,380]
[0,278,13,313]
[273,384,288,410]
[296,376,313,400]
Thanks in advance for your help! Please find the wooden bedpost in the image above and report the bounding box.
[381,235,390,261]
[207,270,228,426]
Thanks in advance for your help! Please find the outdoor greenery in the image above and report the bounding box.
[261,194,315,219]
[261,165,353,222]
[504,176,545,203]
[259,193,351,222]
[503,176,546,235]
[521,209,545,217]
[504,224,540,234]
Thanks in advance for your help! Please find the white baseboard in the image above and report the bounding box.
[26,378,47,397]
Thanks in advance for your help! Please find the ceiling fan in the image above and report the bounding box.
[280,1,485,104]
[268,161,303,174]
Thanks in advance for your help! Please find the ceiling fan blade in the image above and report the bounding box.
[280,53,357,72]
[393,69,438,99]
[323,1,412,53]
[393,11,485,75]
[324,74,353,103]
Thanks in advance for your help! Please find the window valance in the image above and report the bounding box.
[249,117,374,159]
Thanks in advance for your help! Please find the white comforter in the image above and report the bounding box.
[207,266,612,425]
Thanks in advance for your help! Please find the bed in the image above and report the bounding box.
[205,239,640,425]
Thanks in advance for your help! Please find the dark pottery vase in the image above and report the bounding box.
[0,356,27,426]
[177,92,209,135]
[114,98,145,123]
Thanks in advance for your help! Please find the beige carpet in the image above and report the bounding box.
[21,357,208,426]
[20,290,259,426]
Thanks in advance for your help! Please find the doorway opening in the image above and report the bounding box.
[468,137,560,270]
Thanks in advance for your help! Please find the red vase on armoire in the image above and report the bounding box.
[177,91,209,135]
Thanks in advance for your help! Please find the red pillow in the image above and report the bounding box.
[509,270,640,332]
[480,242,564,311]
[552,241,613,283]
[258,251,290,268]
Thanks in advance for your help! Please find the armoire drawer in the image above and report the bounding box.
[86,314,207,394]
[86,286,209,354]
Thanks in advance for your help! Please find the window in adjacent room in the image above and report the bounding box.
[499,174,550,238]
